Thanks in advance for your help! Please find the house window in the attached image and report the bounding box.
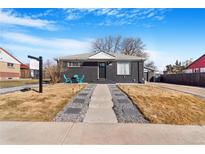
[67,62,81,67]
[117,62,131,75]
[7,63,14,68]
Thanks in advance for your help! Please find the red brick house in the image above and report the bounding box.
[185,54,205,73]
[0,47,30,79]
[20,64,30,78]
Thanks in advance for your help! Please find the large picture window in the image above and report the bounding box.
[117,62,131,75]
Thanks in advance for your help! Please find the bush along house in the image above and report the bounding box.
[58,51,145,83]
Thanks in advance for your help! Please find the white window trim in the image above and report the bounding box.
[7,63,15,68]
[67,62,81,67]
[117,61,131,76]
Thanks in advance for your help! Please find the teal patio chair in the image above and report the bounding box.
[63,74,72,83]
[73,74,85,83]
[78,75,85,83]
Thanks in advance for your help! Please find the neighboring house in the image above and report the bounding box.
[185,54,205,73]
[0,47,30,80]
[20,64,30,78]
[0,47,21,80]
[58,51,145,83]
[144,66,155,82]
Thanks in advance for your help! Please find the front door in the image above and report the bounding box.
[99,62,106,78]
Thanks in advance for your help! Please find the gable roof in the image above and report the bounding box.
[88,51,116,60]
[0,47,22,64]
[186,54,205,69]
[58,51,145,61]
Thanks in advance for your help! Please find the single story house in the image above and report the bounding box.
[0,47,22,80]
[0,47,31,80]
[58,51,145,83]
[185,54,205,73]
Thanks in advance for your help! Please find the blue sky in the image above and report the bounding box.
[0,8,205,71]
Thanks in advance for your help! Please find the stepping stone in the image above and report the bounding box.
[115,93,124,96]
[65,108,81,114]
[73,98,85,104]
[117,99,130,104]
[78,93,88,96]
[112,89,120,92]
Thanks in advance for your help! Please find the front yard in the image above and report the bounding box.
[0,84,85,121]
[119,85,205,125]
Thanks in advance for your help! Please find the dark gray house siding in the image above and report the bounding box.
[61,60,144,83]
[62,61,98,83]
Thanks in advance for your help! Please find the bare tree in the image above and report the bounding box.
[44,59,63,84]
[92,35,122,53]
[92,35,157,68]
[145,61,157,70]
[121,37,147,58]
[92,35,147,58]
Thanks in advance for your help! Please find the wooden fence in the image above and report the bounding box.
[161,72,205,87]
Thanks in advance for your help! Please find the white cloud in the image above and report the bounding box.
[63,8,170,27]
[66,13,81,20]
[0,32,92,62]
[31,9,53,18]
[0,9,57,30]
[1,32,91,50]
[147,12,155,18]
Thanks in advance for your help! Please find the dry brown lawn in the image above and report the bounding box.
[0,84,86,121]
[119,84,205,125]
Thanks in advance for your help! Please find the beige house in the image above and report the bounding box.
[0,47,21,80]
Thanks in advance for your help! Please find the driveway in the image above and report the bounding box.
[149,82,205,99]
[0,122,204,144]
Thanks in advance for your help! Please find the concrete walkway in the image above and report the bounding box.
[0,122,205,144]
[83,84,117,123]
[149,82,205,99]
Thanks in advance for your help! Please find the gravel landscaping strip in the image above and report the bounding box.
[54,84,96,122]
[108,84,149,123]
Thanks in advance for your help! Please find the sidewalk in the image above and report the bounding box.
[0,122,204,144]
[83,84,117,123]
[149,82,205,99]
[0,84,47,94]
